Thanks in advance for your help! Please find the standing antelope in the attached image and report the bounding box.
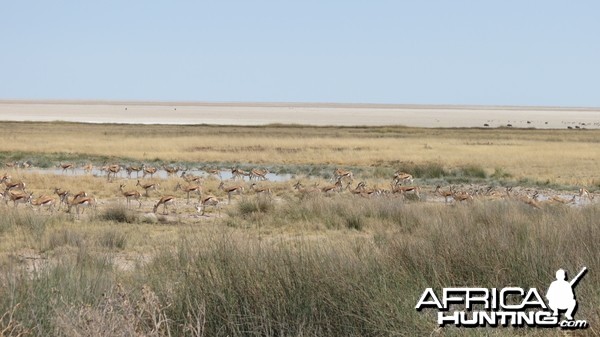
[54,187,70,209]
[153,195,176,214]
[106,164,121,181]
[31,195,57,212]
[3,179,26,193]
[181,171,203,184]
[393,171,414,185]
[218,181,244,204]
[333,168,353,182]
[82,163,94,174]
[392,185,421,200]
[136,180,159,197]
[579,188,593,201]
[7,191,32,207]
[126,165,143,178]
[59,163,75,174]
[174,183,202,204]
[203,167,222,180]
[119,184,142,208]
[231,167,251,181]
[434,185,453,203]
[196,195,220,216]
[250,183,272,197]
[67,196,96,217]
[142,165,158,179]
[250,168,269,181]
[164,165,181,177]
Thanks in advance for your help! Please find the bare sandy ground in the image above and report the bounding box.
[0,100,599,128]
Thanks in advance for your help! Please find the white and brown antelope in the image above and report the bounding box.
[119,184,142,208]
[392,185,421,200]
[153,195,176,214]
[250,183,272,197]
[203,167,222,180]
[218,181,244,204]
[231,167,251,181]
[175,183,202,204]
[142,165,158,179]
[250,168,269,181]
[434,185,453,203]
[163,165,181,177]
[393,171,414,185]
[106,164,121,181]
[579,188,593,201]
[3,178,26,193]
[126,165,143,178]
[67,195,97,217]
[59,163,75,174]
[321,180,344,194]
[293,181,320,199]
[196,195,220,216]
[82,163,94,174]
[6,191,32,207]
[54,187,70,209]
[333,168,353,183]
[136,180,159,197]
[31,195,57,212]
[181,171,203,184]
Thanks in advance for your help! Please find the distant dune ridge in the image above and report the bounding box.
[0,100,599,128]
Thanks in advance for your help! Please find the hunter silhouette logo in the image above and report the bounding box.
[415,267,589,329]
[546,267,587,321]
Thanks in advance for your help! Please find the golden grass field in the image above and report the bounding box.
[0,120,599,336]
[0,122,599,185]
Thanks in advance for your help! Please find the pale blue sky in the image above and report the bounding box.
[1,1,599,106]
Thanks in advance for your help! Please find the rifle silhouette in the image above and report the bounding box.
[570,267,587,287]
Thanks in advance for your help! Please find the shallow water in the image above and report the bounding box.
[27,167,293,182]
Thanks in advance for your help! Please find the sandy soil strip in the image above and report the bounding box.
[0,100,599,128]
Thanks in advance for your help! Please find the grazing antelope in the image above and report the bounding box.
[174,183,202,204]
[142,165,158,179]
[136,180,159,197]
[163,165,181,177]
[59,163,75,174]
[153,195,176,214]
[181,171,203,184]
[231,167,251,181]
[5,162,17,169]
[82,163,94,174]
[203,167,222,180]
[293,181,320,198]
[31,195,57,212]
[434,185,453,203]
[125,165,143,178]
[250,183,272,197]
[333,168,353,182]
[218,181,244,204]
[119,184,142,208]
[393,171,414,185]
[250,168,269,181]
[196,195,220,216]
[67,196,97,217]
[549,195,577,205]
[392,185,421,200]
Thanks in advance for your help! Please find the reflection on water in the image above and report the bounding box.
[28,167,293,182]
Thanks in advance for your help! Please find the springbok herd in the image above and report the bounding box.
[0,161,596,218]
